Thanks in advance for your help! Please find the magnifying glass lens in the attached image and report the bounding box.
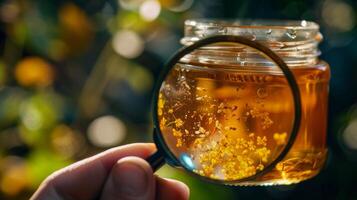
[154,38,299,183]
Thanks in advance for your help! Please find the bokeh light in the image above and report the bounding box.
[19,92,63,145]
[0,156,28,196]
[27,150,70,187]
[119,0,145,10]
[87,115,127,148]
[340,105,357,150]
[0,1,20,23]
[139,0,161,21]
[125,64,154,93]
[51,125,85,158]
[21,105,43,131]
[58,3,94,56]
[14,57,54,88]
[0,88,26,126]
[342,119,357,150]
[322,0,355,32]
[112,29,144,58]
[167,0,194,12]
[336,104,357,162]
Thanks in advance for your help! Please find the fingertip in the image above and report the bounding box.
[127,142,157,152]
[98,143,157,171]
[103,143,157,159]
[164,178,190,198]
[156,177,190,200]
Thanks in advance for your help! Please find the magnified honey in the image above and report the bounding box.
[158,61,330,185]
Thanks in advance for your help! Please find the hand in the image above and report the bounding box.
[31,143,189,200]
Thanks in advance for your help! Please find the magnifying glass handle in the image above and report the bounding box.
[146,151,165,171]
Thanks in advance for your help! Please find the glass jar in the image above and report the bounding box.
[158,19,330,185]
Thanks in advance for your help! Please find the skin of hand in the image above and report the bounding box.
[31,143,189,200]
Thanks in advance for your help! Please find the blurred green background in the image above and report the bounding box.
[0,0,356,199]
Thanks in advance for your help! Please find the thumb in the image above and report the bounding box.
[100,156,155,200]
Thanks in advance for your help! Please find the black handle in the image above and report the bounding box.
[146,150,165,171]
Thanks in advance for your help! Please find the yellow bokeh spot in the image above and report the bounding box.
[15,57,54,87]
[159,0,175,8]
[51,124,83,158]
[59,3,94,55]
[0,164,28,196]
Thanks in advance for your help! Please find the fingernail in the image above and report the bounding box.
[113,158,149,197]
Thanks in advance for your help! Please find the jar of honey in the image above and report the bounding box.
[157,19,330,185]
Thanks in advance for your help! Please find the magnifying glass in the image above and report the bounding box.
[146,35,301,185]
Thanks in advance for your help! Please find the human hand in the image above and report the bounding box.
[31,143,189,200]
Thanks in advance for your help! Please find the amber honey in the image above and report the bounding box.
[158,60,329,185]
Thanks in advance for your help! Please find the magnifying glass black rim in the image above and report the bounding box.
[151,35,301,185]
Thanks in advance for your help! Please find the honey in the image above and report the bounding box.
[158,63,329,185]
[156,20,330,185]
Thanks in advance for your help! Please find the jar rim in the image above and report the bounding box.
[182,19,321,46]
[185,19,319,31]
[181,19,322,68]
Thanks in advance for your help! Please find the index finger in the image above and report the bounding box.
[31,143,156,200]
